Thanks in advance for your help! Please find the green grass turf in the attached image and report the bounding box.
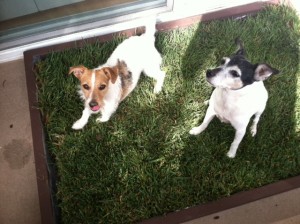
[35,5,300,223]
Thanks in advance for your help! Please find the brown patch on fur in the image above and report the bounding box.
[69,63,133,109]
[69,65,94,101]
[91,68,112,107]
[102,66,118,84]
[69,65,117,109]
[231,79,244,90]
[69,65,87,79]
[117,60,132,101]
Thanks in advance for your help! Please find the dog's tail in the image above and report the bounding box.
[143,16,157,40]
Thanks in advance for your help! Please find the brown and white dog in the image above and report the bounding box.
[69,19,165,130]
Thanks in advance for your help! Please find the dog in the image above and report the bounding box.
[189,39,279,158]
[69,19,165,130]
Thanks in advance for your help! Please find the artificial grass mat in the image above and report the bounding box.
[35,5,300,223]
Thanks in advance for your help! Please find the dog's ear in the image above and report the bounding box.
[103,66,118,84]
[254,64,280,81]
[234,38,246,56]
[69,66,87,79]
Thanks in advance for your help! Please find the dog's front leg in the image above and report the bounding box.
[189,105,215,135]
[72,107,91,130]
[227,125,247,158]
[96,103,118,123]
[96,113,112,123]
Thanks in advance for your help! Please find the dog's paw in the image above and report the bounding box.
[72,121,84,130]
[153,85,162,94]
[189,127,201,135]
[96,116,109,123]
[153,71,165,94]
[226,151,236,158]
[250,125,257,137]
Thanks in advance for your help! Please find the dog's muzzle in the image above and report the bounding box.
[89,100,100,112]
[206,69,213,78]
[206,68,221,78]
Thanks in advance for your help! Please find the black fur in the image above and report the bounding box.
[117,60,132,88]
[228,55,257,87]
[205,39,279,90]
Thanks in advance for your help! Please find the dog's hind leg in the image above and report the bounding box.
[189,105,215,135]
[143,65,165,93]
[250,111,263,136]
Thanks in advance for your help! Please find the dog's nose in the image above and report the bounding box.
[206,69,213,78]
[206,68,221,78]
[89,101,98,107]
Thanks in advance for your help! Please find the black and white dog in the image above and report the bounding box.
[190,39,279,158]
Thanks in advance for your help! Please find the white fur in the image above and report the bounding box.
[72,20,165,130]
[189,81,268,158]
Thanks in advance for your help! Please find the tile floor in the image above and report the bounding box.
[0,57,300,224]
[0,59,40,224]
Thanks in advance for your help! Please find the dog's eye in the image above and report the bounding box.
[230,70,239,77]
[99,84,106,90]
[82,84,90,90]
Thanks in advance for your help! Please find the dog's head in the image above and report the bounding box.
[69,65,118,112]
[206,39,280,90]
